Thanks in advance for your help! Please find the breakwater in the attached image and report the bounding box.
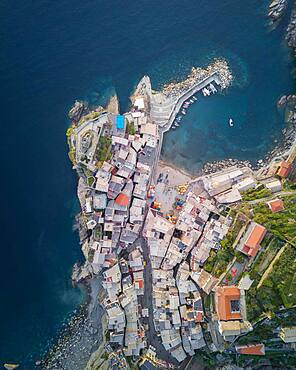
[162,72,222,133]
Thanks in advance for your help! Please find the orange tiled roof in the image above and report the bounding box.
[236,343,265,356]
[215,286,241,321]
[267,198,284,213]
[243,224,266,258]
[137,279,144,289]
[195,311,203,322]
[277,161,292,178]
[115,193,129,207]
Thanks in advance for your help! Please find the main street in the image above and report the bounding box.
[140,235,179,366]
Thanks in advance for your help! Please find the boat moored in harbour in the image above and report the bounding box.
[209,83,217,93]
[202,87,210,96]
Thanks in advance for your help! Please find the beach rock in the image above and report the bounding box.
[202,158,252,175]
[106,94,120,115]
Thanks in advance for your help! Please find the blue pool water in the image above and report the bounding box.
[0,0,294,367]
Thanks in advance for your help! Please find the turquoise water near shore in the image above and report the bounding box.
[0,0,295,367]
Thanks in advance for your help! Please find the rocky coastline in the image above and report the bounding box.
[197,125,296,183]
[41,276,104,370]
[43,18,296,364]
[68,100,88,123]
[200,121,296,177]
[286,5,296,55]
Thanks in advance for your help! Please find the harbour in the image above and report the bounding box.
[150,61,232,134]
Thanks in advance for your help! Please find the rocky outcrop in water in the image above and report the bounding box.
[106,94,119,115]
[72,262,93,283]
[278,94,296,126]
[69,100,88,123]
[268,0,288,24]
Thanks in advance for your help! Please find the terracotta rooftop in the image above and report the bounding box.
[277,161,292,178]
[215,286,241,321]
[115,193,129,207]
[196,311,203,322]
[236,343,265,356]
[243,223,266,258]
[267,198,284,213]
[137,279,144,289]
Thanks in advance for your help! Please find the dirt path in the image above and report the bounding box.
[248,190,296,205]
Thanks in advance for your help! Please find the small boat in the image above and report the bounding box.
[229,118,234,127]
[4,365,20,370]
[172,126,176,130]
[190,99,194,103]
[181,109,186,115]
[192,96,197,101]
[175,123,180,127]
[209,83,217,93]
[202,88,210,96]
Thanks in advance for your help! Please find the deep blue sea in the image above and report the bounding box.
[0,0,295,368]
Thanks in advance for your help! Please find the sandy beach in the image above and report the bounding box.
[153,160,194,214]
[156,160,194,184]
